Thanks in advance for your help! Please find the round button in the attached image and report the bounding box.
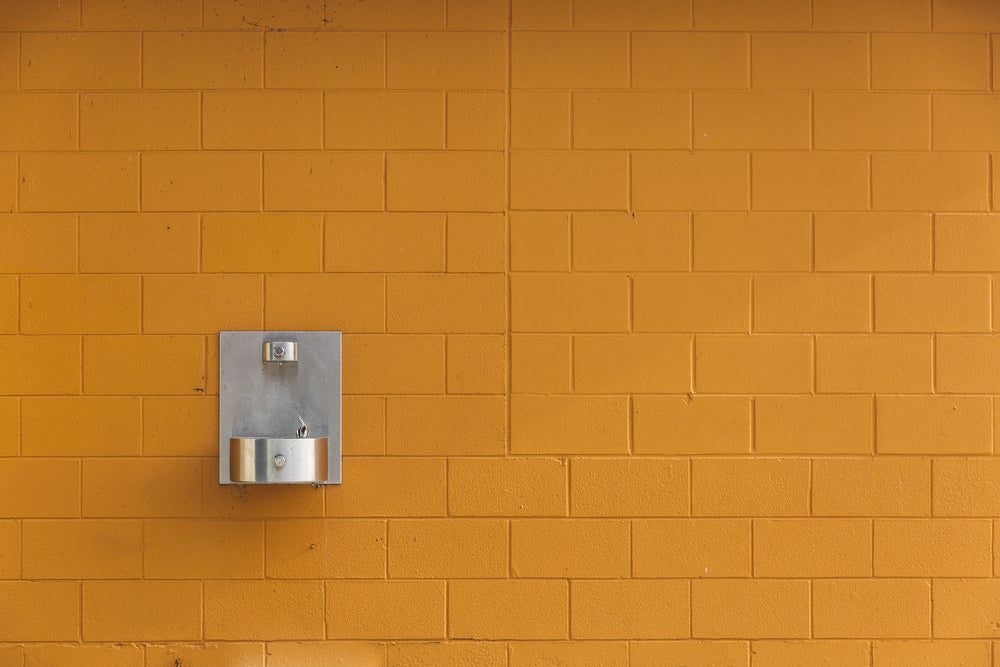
[273,455,286,468]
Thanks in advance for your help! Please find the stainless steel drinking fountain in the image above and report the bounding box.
[219,331,341,485]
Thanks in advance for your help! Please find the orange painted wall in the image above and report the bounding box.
[1,0,1000,664]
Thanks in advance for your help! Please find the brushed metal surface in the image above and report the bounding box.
[229,437,329,483]
[220,331,341,485]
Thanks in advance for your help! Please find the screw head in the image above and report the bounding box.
[272,344,285,358]
[273,455,286,468]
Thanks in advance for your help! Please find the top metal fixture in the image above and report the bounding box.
[263,340,297,362]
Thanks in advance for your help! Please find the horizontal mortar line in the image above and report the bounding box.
[14,85,997,93]
[533,87,998,92]
[0,394,224,398]
[513,391,996,397]
[503,208,996,213]
[452,574,990,580]
[16,148,996,154]
[504,210,970,215]
[552,146,984,151]
[511,331,939,336]
[6,270,986,277]
[19,88,486,93]
[517,149,993,153]
[18,86,507,93]
[17,149,505,153]
[23,271,517,276]
[441,514,954,520]
[511,271,867,277]
[509,271,888,275]
[12,208,993,215]
[353,454,966,461]
[23,85,990,92]
[6,27,998,33]
[19,515,976,521]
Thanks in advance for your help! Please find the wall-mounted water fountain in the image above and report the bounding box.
[219,331,341,485]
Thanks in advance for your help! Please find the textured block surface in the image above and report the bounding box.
[0,0,997,656]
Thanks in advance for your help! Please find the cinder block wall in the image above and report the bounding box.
[1,0,999,665]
